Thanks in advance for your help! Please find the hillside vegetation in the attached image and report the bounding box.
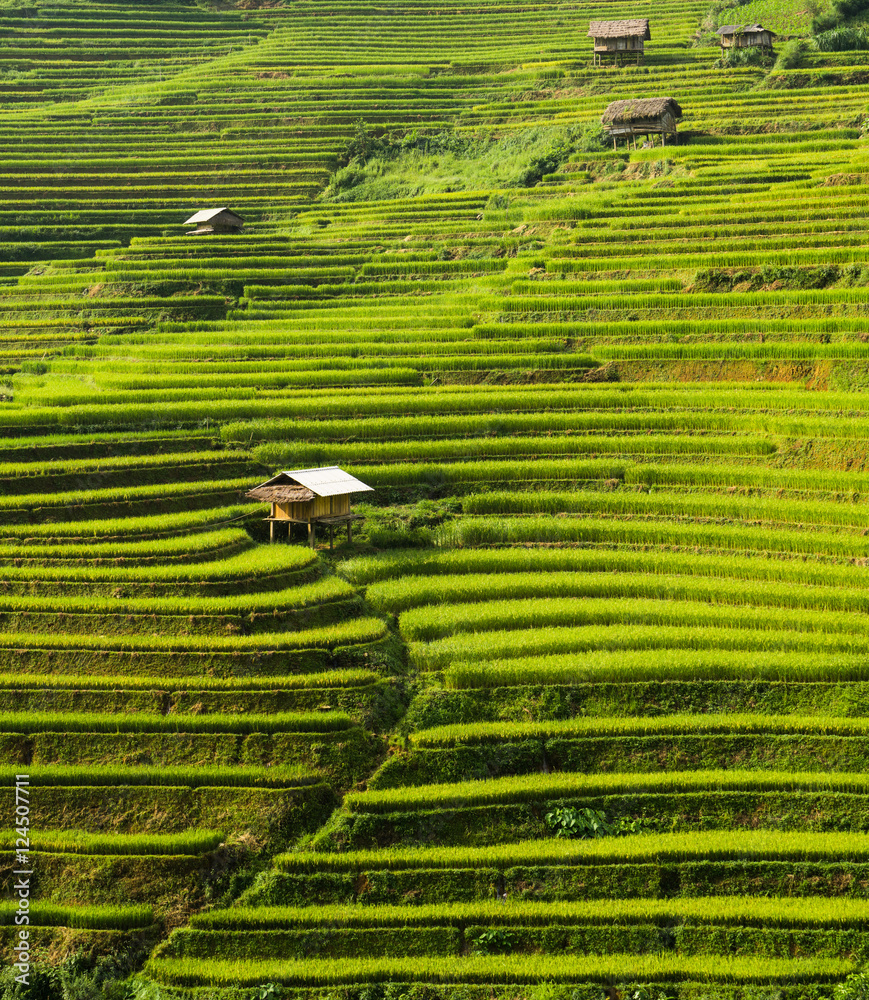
[3,0,869,998]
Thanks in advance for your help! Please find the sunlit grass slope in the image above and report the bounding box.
[4,0,869,995]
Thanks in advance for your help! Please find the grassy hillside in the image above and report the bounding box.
[4,0,869,997]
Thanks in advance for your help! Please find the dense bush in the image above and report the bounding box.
[773,38,809,70]
[814,25,869,49]
[813,0,869,34]
[0,956,138,1000]
[716,45,775,68]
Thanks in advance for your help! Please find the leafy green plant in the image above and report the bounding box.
[620,988,674,1000]
[470,928,515,954]
[545,806,647,839]
[835,973,869,999]
[545,806,619,839]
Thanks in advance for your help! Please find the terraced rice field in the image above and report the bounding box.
[5,0,869,996]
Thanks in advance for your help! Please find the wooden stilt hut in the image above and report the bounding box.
[602,97,682,150]
[588,19,651,66]
[183,207,245,236]
[245,466,373,549]
[716,24,776,49]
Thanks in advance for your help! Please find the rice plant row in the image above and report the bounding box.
[0,764,319,788]
[0,710,354,735]
[190,896,869,930]
[276,829,869,873]
[343,768,869,815]
[371,572,869,619]
[0,903,154,929]
[144,953,850,987]
[435,516,869,560]
[443,648,869,688]
[410,713,869,747]
[413,623,869,671]
[0,617,387,655]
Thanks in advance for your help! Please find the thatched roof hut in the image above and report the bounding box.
[716,23,776,48]
[246,466,373,547]
[602,97,682,148]
[183,207,245,236]
[588,19,651,64]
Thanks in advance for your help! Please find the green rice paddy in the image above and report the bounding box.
[3,0,869,995]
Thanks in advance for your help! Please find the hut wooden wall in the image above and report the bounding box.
[272,494,352,520]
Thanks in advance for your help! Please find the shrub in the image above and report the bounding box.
[716,45,775,68]
[545,806,620,839]
[814,25,869,49]
[773,39,808,70]
[835,973,869,999]
[813,0,869,34]
[470,929,515,955]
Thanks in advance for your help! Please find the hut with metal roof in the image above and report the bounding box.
[602,97,682,149]
[587,19,651,65]
[716,24,776,49]
[183,207,245,236]
[245,466,373,548]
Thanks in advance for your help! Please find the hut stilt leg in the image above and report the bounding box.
[308,522,315,549]
[347,522,352,544]
[330,527,334,551]
[270,521,275,543]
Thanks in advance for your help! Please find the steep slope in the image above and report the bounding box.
[4,0,869,996]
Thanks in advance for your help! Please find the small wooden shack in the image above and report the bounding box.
[246,466,374,548]
[716,24,776,49]
[602,97,682,149]
[183,207,245,236]
[588,19,651,66]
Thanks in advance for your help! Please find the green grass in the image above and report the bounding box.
[144,953,852,986]
[0,575,355,618]
[399,596,869,643]
[410,713,869,746]
[435,514,869,558]
[0,669,378,691]
[190,896,869,930]
[0,617,387,654]
[0,764,319,788]
[0,829,225,855]
[0,902,154,929]
[276,830,869,872]
[8,0,869,991]
[370,572,869,618]
[345,548,869,592]
[443,648,869,687]
[0,710,354,734]
[413,623,869,670]
[713,0,819,34]
[343,769,869,814]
